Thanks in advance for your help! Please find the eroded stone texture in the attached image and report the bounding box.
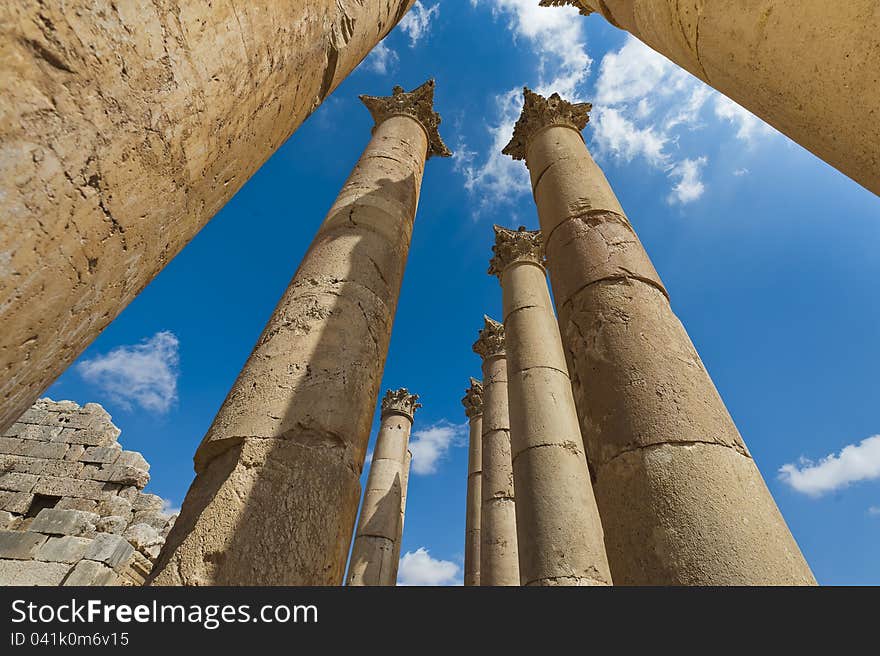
[539,0,880,196]
[0,0,421,434]
[0,399,175,586]
[504,88,815,585]
[461,378,483,587]
[390,448,412,582]
[347,389,419,586]
[489,226,611,586]
[473,318,520,586]
[150,82,448,586]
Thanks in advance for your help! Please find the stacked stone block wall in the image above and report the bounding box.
[0,399,175,585]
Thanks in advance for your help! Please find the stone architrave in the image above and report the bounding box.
[461,377,484,587]
[502,88,815,585]
[489,226,611,586]
[0,1,422,433]
[539,0,880,197]
[149,82,450,585]
[348,389,420,587]
[472,318,520,586]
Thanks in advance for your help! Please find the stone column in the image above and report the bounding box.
[0,0,421,434]
[539,0,880,197]
[489,226,611,586]
[461,377,483,587]
[502,88,815,585]
[472,318,520,586]
[149,82,449,585]
[348,389,420,587]
[390,448,413,584]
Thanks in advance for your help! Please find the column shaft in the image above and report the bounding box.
[543,0,880,196]
[464,415,483,586]
[521,109,814,584]
[149,110,431,585]
[390,448,413,584]
[0,1,419,433]
[496,246,611,586]
[348,404,414,587]
[478,347,520,586]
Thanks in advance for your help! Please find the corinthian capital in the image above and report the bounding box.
[488,225,545,278]
[381,388,421,420]
[502,87,592,161]
[360,79,452,159]
[472,316,505,360]
[538,0,594,16]
[461,377,484,418]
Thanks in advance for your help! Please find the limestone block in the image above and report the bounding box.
[85,533,135,571]
[0,437,68,459]
[117,486,139,502]
[53,427,116,447]
[95,516,128,535]
[0,510,17,529]
[0,528,48,558]
[132,493,164,513]
[80,446,121,464]
[0,471,39,492]
[81,464,149,487]
[15,424,64,441]
[64,445,85,461]
[131,512,169,531]
[0,491,33,513]
[35,536,92,563]
[0,455,82,477]
[28,508,99,536]
[0,559,71,586]
[97,496,132,518]
[123,523,162,552]
[2,423,24,438]
[115,451,149,472]
[62,560,118,586]
[55,498,98,513]
[16,407,50,425]
[32,476,112,501]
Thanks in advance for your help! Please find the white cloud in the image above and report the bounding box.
[778,435,880,497]
[714,94,774,144]
[398,548,461,585]
[733,167,750,176]
[76,331,180,414]
[668,156,708,204]
[591,106,668,167]
[868,506,880,516]
[361,41,399,75]
[399,2,440,47]
[409,420,466,475]
[161,498,181,516]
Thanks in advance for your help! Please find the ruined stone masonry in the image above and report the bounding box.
[0,0,421,435]
[539,0,880,197]
[0,399,175,586]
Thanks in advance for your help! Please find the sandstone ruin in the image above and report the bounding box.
[0,399,175,586]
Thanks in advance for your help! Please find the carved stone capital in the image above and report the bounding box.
[461,377,484,418]
[360,79,452,159]
[502,87,592,161]
[381,388,421,420]
[472,316,505,359]
[488,225,545,278]
[538,0,594,17]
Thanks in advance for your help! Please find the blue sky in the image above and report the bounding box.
[45,1,880,585]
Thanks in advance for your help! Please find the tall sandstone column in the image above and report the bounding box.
[539,0,880,196]
[503,88,815,585]
[348,389,420,586]
[472,318,520,586]
[461,377,484,587]
[390,447,413,583]
[149,82,449,585]
[489,226,611,586]
[0,0,420,433]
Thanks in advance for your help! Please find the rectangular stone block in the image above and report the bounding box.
[80,446,121,464]
[55,498,98,512]
[131,511,168,531]
[85,533,135,570]
[81,464,149,487]
[32,476,112,501]
[0,472,39,492]
[35,535,92,563]
[16,423,63,441]
[96,496,131,517]
[62,559,118,586]
[0,455,82,478]
[117,486,138,502]
[28,508,99,536]
[52,427,116,447]
[0,491,33,513]
[116,451,149,471]
[2,422,25,438]
[0,437,69,459]
[96,515,128,534]
[132,492,164,512]
[0,559,71,586]
[17,407,50,425]
[64,445,85,461]
[0,529,48,558]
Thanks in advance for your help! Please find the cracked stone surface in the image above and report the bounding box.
[149,83,444,586]
[0,0,419,435]
[509,88,815,585]
[540,0,880,196]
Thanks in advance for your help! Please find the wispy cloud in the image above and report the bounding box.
[77,331,180,414]
[868,506,880,517]
[778,435,880,497]
[161,498,181,517]
[361,41,399,75]
[409,420,466,475]
[399,2,440,47]
[398,548,461,585]
[668,157,708,204]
